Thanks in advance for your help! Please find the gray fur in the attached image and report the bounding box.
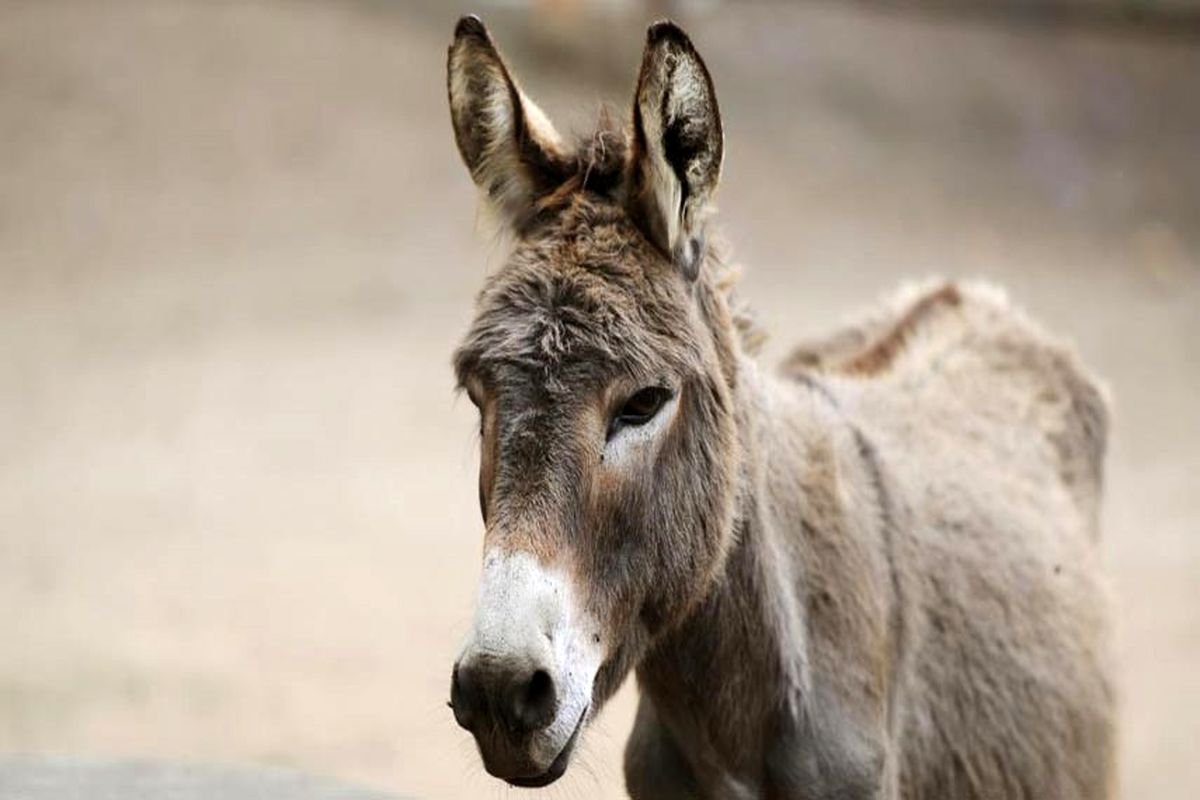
[447,17,1115,799]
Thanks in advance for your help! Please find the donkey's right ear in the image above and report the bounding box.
[447,16,569,230]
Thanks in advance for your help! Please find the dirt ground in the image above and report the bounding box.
[2,1,1198,798]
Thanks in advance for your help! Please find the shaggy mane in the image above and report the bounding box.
[525,109,764,357]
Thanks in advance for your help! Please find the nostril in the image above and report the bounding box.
[511,668,557,733]
[528,669,553,707]
[450,663,475,732]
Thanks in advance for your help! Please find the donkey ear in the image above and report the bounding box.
[627,22,723,281]
[447,16,569,229]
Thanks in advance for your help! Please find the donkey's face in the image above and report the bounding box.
[445,16,736,787]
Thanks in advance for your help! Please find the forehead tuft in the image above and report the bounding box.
[454,198,694,389]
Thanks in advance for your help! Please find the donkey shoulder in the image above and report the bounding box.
[780,280,1110,519]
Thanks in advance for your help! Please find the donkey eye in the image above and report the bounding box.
[611,387,673,435]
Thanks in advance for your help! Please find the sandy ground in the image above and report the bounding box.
[1,1,1198,798]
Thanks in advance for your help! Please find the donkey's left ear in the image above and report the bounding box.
[627,22,723,281]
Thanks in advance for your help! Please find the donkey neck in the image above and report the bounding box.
[635,337,904,795]
[635,356,821,773]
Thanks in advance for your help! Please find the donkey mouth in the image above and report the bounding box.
[504,704,588,788]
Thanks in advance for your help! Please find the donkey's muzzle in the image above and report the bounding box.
[451,550,601,785]
[450,659,559,735]
[450,658,574,784]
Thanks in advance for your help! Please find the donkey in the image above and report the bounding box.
[445,15,1115,799]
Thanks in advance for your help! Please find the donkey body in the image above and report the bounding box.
[627,281,1114,799]
[445,17,1114,799]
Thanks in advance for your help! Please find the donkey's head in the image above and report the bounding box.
[446,16,740,787]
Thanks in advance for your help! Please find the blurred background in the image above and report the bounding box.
[2,0,1198,798]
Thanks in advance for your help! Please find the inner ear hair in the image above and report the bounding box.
[627,21,724,281]
[447,15,571,230]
